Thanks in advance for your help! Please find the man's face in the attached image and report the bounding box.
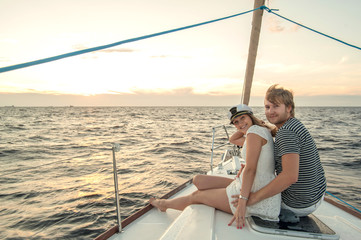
[264,99,292,128]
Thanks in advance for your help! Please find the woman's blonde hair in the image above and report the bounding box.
[248,114,277,137]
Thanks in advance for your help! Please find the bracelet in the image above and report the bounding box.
[239,195,248,201]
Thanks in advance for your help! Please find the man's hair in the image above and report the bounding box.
[265,84,295,117]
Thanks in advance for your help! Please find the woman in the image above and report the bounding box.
[150,104,281,229]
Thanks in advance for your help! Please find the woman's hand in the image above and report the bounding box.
[228,199,247,229]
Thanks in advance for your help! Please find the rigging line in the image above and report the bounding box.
[261,6,361,51]
[326,191,361,213]
[0,7,261,74]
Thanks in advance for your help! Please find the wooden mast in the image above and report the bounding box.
[242,0,265,105]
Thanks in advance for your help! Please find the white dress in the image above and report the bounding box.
[226,125,281,221]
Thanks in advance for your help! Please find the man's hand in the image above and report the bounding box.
[231,194,239,207]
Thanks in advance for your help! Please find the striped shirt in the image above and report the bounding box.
[275,118,326,209]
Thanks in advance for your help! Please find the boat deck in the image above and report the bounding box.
[104,158,361,240]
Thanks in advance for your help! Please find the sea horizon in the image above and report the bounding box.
[1,93,361,107]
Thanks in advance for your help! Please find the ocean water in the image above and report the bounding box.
[0,106,360,239]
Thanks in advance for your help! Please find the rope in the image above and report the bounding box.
[326,191,361,213]
[0,7,261,74]
[261,6,361,51]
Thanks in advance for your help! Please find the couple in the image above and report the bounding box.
[150,84,327,229]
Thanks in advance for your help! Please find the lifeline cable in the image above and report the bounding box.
[261,6,361,51]
[326,191,361,213]
[0,7,261,74]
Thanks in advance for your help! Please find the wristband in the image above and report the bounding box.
[239,195,248,201]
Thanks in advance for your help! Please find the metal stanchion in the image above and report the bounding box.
[112,143,122,232]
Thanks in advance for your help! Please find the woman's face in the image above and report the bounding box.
[232,114,253,134]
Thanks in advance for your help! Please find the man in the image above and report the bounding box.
[236,84,326,221]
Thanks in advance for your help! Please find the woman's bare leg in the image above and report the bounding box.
[193,175,233,190]
[150,188,232,214]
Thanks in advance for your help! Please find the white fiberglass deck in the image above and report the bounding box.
[107,159,361,240]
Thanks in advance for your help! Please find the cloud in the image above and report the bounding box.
[338,56,348,64]
[290,24,301,32]
[267,19,285,32]
[266,16,300,33]
[23,88,68,95]
[131,87,195,96]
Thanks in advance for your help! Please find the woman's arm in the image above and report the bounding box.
[247,153,299,206]
[240,133,262,201]
[229,131,245,146]
[229,133,263,228]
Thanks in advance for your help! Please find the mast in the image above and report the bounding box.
[242,0,265,105]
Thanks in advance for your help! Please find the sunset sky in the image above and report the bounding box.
[0,0,360,106]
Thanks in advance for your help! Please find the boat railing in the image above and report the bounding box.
[111,143,122,233]
[210,125,240,173]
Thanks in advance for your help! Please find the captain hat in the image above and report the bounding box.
[227,104,253,124]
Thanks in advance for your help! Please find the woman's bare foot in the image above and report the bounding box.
[149,197,167,212]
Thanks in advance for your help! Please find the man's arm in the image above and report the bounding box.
[247,153,299,206]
